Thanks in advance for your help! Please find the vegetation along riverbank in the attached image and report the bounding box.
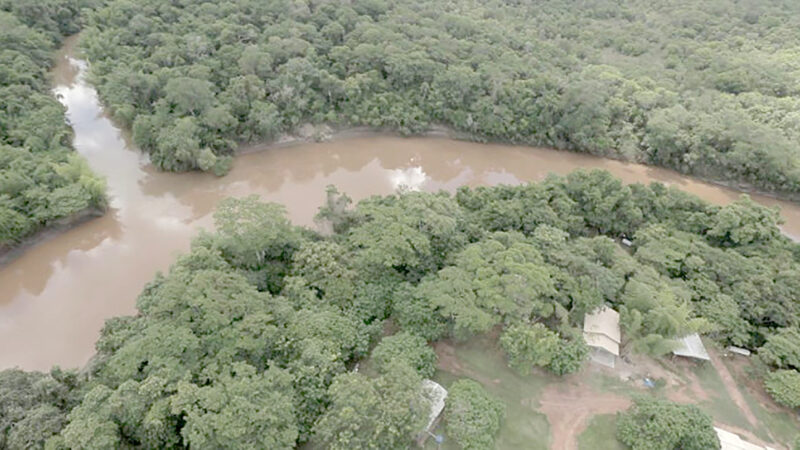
[0,2,106,251]
[3,172,800,447]
[82,0,800,197]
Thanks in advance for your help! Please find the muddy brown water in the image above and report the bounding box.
[3,36,800,371]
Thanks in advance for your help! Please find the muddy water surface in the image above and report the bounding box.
[3,36,800,371]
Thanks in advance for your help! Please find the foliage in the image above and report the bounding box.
[759,328,800,371]
[170,363,298,449]
[500,323,560,375]
[311,362,428,449]
[371,332,437,379]
[0,369,80,449]
[616,396,720,450]
[500,324,588,376]
[416,232,556,340]
[80,0,800,197]
[445,379,505,450]
[3,172,800,446]
[548,334,590,376]
[764,370,800,409]
[0,3,106,249]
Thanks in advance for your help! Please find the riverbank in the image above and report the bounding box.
[239,122,800,208]
[0,207,106,266]
[7,34,800,371]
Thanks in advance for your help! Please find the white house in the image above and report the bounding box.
[583,306,621,368]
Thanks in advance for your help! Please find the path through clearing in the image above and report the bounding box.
[538,382,631,450]
[708,349,758,428]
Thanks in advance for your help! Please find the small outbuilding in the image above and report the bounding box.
[672,333,710,361]
[583,306,621,368]
[715,427,777,450]
[419,379,448,434]
[727,346,751,357]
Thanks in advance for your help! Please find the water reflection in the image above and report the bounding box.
[3,37,800,371]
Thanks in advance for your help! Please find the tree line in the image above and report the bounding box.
[0,0,106,250]
[3,170,800,448]
[81,0,800,195]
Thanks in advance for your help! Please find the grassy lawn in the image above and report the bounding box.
[743,387,800,446]
[427,334,552,450]
[422,335,799,450]
[719,357,800,446]
[689,361,754,431]
[578,414,625,450]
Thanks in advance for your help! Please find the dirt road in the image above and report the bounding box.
[538,382,631,450]
[708,349,758,427]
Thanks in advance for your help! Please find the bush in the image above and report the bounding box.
[616,396,720,450]
[764,370,800,409]
[445,379,505,450]
[371,332,437,378]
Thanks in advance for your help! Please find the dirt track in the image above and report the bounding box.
[707,349,758,427]
[537,382,631,450]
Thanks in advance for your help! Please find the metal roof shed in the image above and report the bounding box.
[420,379,448,432]
[672,333,710,361]
[727,346,751,357]
[715,427,777,450]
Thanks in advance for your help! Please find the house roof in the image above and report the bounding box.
[420,379,448,432]
[727,346,751,357]
[583,306,621,344]
[715,427,777,450]
[585,333,620,357]
[672,333,710,361]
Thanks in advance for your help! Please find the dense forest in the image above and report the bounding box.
[3,171,800,448]
[0,1,106,250]
[81,0,800,195]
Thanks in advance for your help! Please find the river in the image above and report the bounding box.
[3,37,800,371]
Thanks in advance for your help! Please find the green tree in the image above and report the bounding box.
[170,363,299,449]
[371,332,437,378]
[764,370,800,409]
[0,369,78,449]
[164,77,215,116]
[211,195,301,292]
[499,323,560,375]
[311,362,428,449]
[707,196,782,246]
[759,328,800,371]
[416,232,557,339]
[445,379,505,450]
[616,397,720,450]
[548,334,590,376]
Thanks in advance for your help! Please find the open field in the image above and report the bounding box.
[428,336,800,450]
[578,415,625,450]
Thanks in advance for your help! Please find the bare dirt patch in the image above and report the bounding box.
[664,358,711,404]
[537,380,631,450]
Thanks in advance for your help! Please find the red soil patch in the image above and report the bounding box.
[537,380,631,450]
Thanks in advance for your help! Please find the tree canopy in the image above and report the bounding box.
[0,1,106,250]
[444,379,505,450]
[2,171,800,447]
[616,396,720,450]
[77,0,800,198]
